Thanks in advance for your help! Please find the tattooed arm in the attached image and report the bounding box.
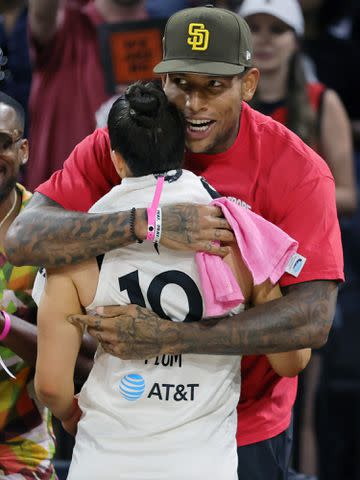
[5,193,233,267]
[70,280,337,358]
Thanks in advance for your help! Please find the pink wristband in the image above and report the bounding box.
[0,311,11,341]
[146,176,165,242]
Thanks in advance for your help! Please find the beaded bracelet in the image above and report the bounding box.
[130,207,143,244]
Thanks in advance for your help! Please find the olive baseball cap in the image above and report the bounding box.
[153,5,253,76]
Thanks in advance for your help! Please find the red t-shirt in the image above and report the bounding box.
[26,3,111,192]
[233,83,328,446]
[36,102,344,446]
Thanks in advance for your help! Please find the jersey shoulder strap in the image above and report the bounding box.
[200,177,221,200]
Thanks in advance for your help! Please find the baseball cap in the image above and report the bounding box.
[238,0,304,36]
[153,5,253,76]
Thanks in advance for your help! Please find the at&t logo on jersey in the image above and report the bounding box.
[147,383,199,401]
[119,374,145,401]
[118,372,199,402]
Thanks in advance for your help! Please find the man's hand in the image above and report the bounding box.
[136,204,234,256]
[69,305,182,360]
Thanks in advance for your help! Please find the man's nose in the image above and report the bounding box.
[185,90,206,113]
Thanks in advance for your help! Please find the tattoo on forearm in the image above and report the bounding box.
[6,200,135,266]
[87,282,338,360]
[162,204,201,244]
[180,281,338,355]
[6,196,206,266]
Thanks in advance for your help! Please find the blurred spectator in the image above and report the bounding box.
[0,92,56,479]
[145,0,231,18]
[299,2,360,479]
[239,0,356,215]
[150,0,241,10]
[25,0,148,192]
[145,0,188,17]
[0,91,95,479]
[0,0,31,134]
[238,0,357,477]
[301,0,360,151]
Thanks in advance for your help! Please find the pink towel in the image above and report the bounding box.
[196,197,299,317]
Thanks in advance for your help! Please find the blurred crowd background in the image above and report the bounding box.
[1,0,359,478]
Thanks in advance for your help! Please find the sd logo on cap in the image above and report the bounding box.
[187,23,210,51]
[154,5,253,76]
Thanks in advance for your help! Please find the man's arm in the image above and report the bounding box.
[5,193,233,267]
[251,281,311,377]
[28,0,60,45]
[35,268,83,421]
[0,313,38,367]
[70,280,337,358]
[221,242,311,375]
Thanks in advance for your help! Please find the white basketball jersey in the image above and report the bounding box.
[68,170,242,480]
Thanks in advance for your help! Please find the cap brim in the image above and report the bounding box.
[153,59,245,76]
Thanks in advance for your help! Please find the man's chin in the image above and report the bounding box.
[186,140,213,155]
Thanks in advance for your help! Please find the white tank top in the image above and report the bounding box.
[68,170,242,480]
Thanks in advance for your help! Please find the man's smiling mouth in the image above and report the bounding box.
[186,119,215,132]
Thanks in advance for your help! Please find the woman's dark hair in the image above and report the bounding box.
[250,52,317,147]
[108,81,185,177]
[286,52,317,146]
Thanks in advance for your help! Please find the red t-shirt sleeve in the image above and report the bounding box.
[279,174,343,286]
[253,117,344,286]
[262,133,344,286]
[36,128,119,212]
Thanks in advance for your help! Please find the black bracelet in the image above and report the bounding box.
[130,207,143,244]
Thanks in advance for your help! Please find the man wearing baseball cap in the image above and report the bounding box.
[6,5,343,480]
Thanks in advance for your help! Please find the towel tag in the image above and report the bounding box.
[285,253,306,277]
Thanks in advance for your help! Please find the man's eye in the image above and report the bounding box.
[209,80,222,88]
[0,140,12,150]
[174,78,187,86]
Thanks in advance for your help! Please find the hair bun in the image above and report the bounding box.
[125,82,167,127]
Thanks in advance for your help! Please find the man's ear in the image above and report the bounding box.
[19,138,29,165]
[161,74,167,88]
[241,68,260,102]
